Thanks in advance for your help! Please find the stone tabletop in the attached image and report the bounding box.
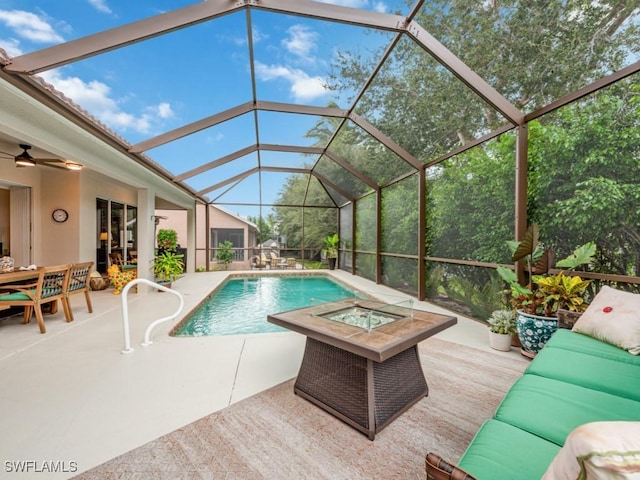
[268,298,457,362]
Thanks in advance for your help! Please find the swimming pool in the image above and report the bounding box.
[172,275,366,336]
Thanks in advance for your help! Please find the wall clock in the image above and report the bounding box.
[52,208,69,223]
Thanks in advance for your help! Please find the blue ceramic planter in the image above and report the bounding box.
[516,311,558,358]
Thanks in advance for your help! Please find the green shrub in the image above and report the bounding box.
[445,275,504,320]
[215,241,234,270]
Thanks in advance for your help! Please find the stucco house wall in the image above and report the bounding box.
[0,163,145,269]
[159,204,258,270]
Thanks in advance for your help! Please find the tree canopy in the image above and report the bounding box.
[267,0,639,305]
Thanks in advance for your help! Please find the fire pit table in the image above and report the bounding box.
[268,298,457,440]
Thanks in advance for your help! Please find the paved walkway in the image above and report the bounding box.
[0,270,518,479]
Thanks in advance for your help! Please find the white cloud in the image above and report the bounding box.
[314,0,370,8]
[88,0,112,15]
[372,2,388,13]
[0,9,64,43]
[282,24,318,58]
[290,75,329,101]
[154,102,174,119]
[310,0,390,12]
[224,26,267,47]
[40,69,173,135]
[255,62,329,102]
[252,26,267,44]
[0,38,23,57]
[206,132,224,144]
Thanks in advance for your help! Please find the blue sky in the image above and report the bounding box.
[0,0,409,216]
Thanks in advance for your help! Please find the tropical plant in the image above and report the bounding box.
[487,309,517,336]
[497,224,596,317]
[322,233,339,258]
[215,240,234,270]
[153,250,184,282]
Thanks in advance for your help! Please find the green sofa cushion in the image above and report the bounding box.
[526,346,640,402]
[546,329,640,366]
[494,374,640,446]
[458,419,560,480]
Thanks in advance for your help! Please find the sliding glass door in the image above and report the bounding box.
[96,198,137,274]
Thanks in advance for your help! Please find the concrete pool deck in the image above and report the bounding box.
[0,269,518,478]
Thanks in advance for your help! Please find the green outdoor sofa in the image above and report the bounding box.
[426,301,640,480]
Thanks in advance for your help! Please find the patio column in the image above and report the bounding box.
[186,203,196,273]
[137,188,155,290]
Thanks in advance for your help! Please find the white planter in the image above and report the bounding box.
[488,331,512,352]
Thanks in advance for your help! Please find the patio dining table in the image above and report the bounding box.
[0,269,59,315]
[0,269,41,287]
[0,270,38,315]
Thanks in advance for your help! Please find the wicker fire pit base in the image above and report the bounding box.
[294,337,428,440]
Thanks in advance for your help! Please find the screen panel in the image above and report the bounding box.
[381,174,418,256]
[425,131,516,264]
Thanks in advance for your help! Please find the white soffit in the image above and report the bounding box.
[0,77,196,207]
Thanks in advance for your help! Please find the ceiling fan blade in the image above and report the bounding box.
[34,158,65,163]
[4,157,67,169]
[36,160,72,170]
[3,144,81,170]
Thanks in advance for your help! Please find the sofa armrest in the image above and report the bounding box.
[426,453,477,480]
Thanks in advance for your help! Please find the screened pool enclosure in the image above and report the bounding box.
[0,0,638,320]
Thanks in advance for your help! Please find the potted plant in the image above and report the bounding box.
[322,233,339,270]
[153,250,184,288]
[215,240,234,270]
[497,223,595,357]
[487,309,517,352]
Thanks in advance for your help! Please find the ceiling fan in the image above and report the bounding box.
[0,144,83,170]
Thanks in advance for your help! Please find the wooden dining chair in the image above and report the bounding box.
[108,252,124,267]
[66,261,94,321]
[109,251,137,272]
[0,264,73,333]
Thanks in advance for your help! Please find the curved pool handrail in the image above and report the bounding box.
[120,278,184,354]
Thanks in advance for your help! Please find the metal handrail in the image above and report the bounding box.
[120,278,184,354]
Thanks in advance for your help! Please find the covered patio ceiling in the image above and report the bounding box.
[0,0,638,216]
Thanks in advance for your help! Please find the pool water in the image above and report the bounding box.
[173,275,363,336]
